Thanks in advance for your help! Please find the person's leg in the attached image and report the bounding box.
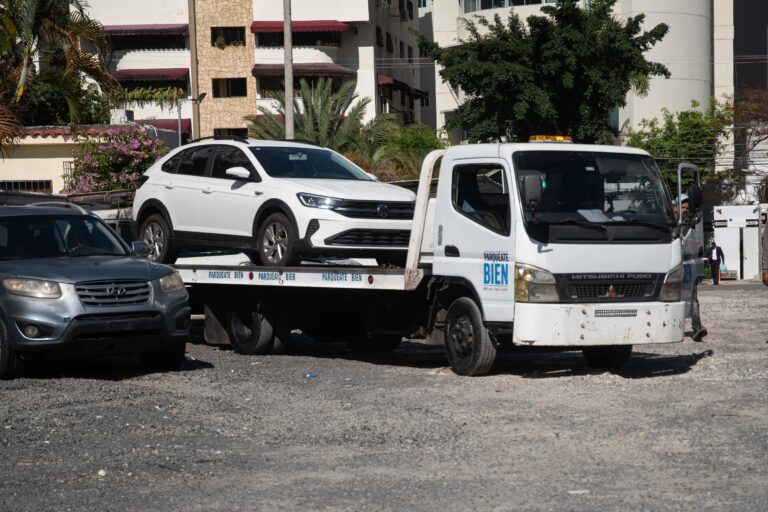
[691,283,707,341]
[711,262,719,285]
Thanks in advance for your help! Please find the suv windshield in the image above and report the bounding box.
[0,215,127,260]
[514,151,676,227]
[249,146,373,180]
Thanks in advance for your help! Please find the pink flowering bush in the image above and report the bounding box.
[65,126,168,193]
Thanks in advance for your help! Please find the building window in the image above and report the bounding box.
[257,31,341,48]
[462,0,554,13]
[399,0,407,20]
[407,1,414,19]
[386,32,393,53]
[214,128,249,138]
[376,26,383,47]
[109,34,186,52]
[257,76,283,97]
[211,27,246,48]
[0,180,53,193]
[212,78,248,98]
[418,0,428,8]
[399,41,405,59]
[408,45,414,64]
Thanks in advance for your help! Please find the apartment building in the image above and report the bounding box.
[85,0,194,139]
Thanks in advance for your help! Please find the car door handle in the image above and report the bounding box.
[164,184,174,190]
[254,190,263,196]
[445,245,460,257]
[202,188,213,194]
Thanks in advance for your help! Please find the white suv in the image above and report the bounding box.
[131,138,416,266]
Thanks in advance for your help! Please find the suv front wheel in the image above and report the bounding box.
[140,213,177,264]
[256,212,297,266]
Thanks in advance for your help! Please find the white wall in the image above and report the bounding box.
[84,0,188,25]
[0,138,77,193]
[251,0,370,22]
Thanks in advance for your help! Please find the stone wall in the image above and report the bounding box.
[194,0,255,137]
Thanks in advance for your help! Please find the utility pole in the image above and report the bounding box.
[283,0,294,140]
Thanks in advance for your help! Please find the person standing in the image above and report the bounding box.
[708,241,725,285]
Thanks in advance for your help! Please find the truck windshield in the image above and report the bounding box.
[0,215,127,260]
[513,151,676,243]
[250,146,373,181]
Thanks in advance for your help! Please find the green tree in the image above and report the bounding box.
[622,99,732,186]
[245,78,369,152]
[19,79,108,125]
[1,0,117,121]
[417,0,669,143]
[373,123,446,179]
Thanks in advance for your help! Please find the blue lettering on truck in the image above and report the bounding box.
[483,251,509,288]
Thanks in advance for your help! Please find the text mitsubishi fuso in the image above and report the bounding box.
[176,137,703,376]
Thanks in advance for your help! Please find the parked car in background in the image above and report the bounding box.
[0,205,190,379]
[132,138,417,266]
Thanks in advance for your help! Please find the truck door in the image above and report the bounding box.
[433,158,516,322]
[677,164,704,317]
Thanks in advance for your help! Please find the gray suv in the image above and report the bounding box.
[0,205,190,378]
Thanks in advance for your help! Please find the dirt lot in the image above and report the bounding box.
[1,283,767,511]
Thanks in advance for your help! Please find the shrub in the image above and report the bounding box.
[65,126,168,194]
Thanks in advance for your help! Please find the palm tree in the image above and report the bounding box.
[245,77,369,152]
[1,0,117,122]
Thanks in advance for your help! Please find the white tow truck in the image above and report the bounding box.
[175,139,704,376]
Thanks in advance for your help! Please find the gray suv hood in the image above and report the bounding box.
[1,256,173,284]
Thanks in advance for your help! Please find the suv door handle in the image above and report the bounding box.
[202,188,213,194]
[164,184,174,190]
[445,245,460,257]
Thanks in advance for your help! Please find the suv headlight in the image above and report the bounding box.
[514,263,559,303]
[297,193,342,209]
[659,265,682,302]
[3,279,62,299]
[159,272,185,293]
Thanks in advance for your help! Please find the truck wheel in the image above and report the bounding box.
[140,340,186,371]
[347,333,402,353]
[257,213,297,267]
[444,297,496,376]
[225,303,275,355]
[582,345,633,370]
[140,213,177,264]
[0,318,23,380]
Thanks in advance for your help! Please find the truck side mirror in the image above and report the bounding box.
[522,175,543,208]
[687,185,702,212]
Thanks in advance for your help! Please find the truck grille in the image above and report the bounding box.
[332,201,414,220]
[326,229,411,247]
[556,274,662,303]
[76,280,151,307]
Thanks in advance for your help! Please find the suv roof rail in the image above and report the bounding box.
[27,201,88,214]
[286,139,322,147]
[188,135,247,144]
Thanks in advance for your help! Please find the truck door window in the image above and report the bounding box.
[452,164,510,235]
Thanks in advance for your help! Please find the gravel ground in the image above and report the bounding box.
[1,283,767,511]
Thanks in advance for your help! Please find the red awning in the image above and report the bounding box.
[250,20,352,33]
[139,119,191,134]
[251,63,356,77]
[113,68,189,81]
[377,74,395,85]
[103,24,188,36]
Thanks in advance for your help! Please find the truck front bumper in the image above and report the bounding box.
[512,301,685,347]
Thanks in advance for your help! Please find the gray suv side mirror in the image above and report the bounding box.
[225,166,252,180]
[132,241,152,258]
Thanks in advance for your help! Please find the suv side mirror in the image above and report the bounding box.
[522,175,543,208]
[687,184,703,212]
[225,166,252,180]
[131,241,151,258]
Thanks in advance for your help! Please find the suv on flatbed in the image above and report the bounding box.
[132,138,416,265]
[0,205,190,378]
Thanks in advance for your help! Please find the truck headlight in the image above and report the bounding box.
[3,279,62,299]
[297,193,341,209]
[514,263,559,303]
[159,272,185,293]
[659,266,682,302]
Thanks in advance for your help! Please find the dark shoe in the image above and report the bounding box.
[692,327,708,342]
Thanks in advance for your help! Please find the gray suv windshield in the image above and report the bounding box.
[250,146,372,180]
[0,215,127,260]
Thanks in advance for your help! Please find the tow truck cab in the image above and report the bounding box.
[427,141,690,373]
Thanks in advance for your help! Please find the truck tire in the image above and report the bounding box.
[226,303,275,355]
[140,340,186,372]
[582,345,633,370]
[444,297,496,376]
[140,213,177,264]
[0,317,23,380]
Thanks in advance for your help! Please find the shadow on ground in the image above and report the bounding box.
[19,354,214,381]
